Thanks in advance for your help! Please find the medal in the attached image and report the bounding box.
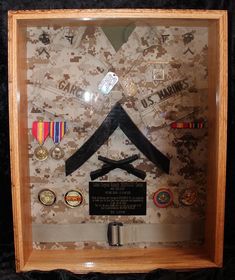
[32,121,50,161]
[64,190,83,208]
[34,146,49,161]
[38,189,56,206]
[179,188,198,206]
[153,188,173,208]
[50,146,65,160]
[49,121,67,160]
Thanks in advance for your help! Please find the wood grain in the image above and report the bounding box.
[8,9,227,272]
[205,11,227,267]
[23,248,216,273]
[8,9,226,19]
[211,11,227,265]
[8,12,32,271]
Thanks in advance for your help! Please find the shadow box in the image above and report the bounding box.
[8,9,227,273]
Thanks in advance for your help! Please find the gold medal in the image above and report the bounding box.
[38,189,56,206]
[34,145,49,161]
[64,190,83,208]
[50,145,65,160]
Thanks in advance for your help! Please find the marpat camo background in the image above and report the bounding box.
[26,21,208,250]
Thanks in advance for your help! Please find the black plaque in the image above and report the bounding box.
[89,182,146,215]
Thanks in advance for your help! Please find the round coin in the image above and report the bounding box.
[64,190,83,208]
[179,188,198,206]
[38,189,56,206]
[50,146,65,160]
[34,146,49,161]
[153,188,173,208]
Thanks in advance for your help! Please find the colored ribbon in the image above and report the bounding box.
[32,121,50,145]
[171,122,204,129]
[49,121,67,144]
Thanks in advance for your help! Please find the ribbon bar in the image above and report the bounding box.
[171,121,204,129]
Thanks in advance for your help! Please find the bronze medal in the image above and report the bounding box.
[34,145,49,161]
[64,190,83,208]
[50,145,65,160]
[38,189,56,206]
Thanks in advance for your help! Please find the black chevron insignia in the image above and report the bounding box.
[65,102,170,176]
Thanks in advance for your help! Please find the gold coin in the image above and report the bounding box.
[64,190,83,208]
[34,146,49,161]
[50,146,65,160]
[38,189,56,206]
[179,188,198,206]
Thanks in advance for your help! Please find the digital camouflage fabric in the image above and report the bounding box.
[26,22,208,249]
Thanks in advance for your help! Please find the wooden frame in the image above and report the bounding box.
[8,9,227,273]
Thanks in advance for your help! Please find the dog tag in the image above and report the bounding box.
[98,72,119,95]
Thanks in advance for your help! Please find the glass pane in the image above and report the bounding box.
[22,18,208,250]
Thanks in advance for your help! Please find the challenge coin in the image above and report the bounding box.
[179,188,198,206]
[38,189,56,206]
[34,146,49,161]
[153,188,173,208]
[64,190,83,208]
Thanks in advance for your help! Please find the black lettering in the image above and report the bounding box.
[142,78,191,107]
[163,88,170,98]
[182,78,189,90]
[147,96,154,106]
[157,90,165,100]
[141,99,148,108]
[171,84,177,94]
[58,80,66,90]
[70,84,78,95]
[167,86,174,95]
[173,81,183,92]
[63,82,70,93]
